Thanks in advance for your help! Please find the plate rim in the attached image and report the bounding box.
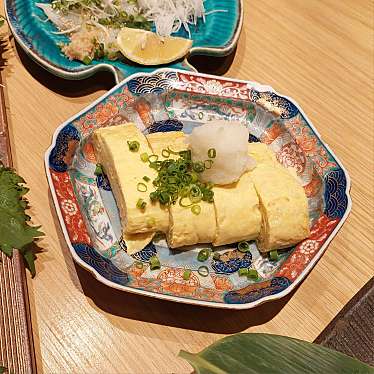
[5,0,243,84]
[45,68,352,309]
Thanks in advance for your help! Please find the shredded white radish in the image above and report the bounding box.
[35,3,81,31]
[51,25,81,35]
[138,0,213,37]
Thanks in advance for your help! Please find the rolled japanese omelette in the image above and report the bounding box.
[147,131,266,248]
[92,124,165,254]
[92,124,169,234]
[247,143,310,252]
[212,173,262,246]
[92,123,310,253]
[147,131,217,248]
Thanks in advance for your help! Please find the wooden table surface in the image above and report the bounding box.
[1,0,373,372]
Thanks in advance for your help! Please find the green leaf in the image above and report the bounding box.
[23,248,36,278]
[0,366,7,374]
[0,163,43,275]
[179,333,374,374]
[0,243,13,257]
[0,209,42,250]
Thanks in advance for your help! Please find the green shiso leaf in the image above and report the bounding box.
[179,333,374,374]
[0,163,43,276]
[23,247,37,278]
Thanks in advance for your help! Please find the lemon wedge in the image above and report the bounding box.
[117,27,192,65]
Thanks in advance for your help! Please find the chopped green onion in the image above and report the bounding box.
[94,163,103,176]
[94,43,105,59]
[247,269,258,279]
[143,176,150,182]
[140,152,149,162]
[202,189,214,203]
[135,261,143,269]
[148,154,159,163]
[127,140,140,152]
[159,191,170,205]
[149,161,162,170]
[150,191,159,202]
[137,182,147,192]
[167,147,179,155]
[208,148,216,158]
[198,265,209,277]
[170,188,179,197]
[213,252,221,260]
[136,198,147,210]
[149,255,160,270]
[179,197,193,207]
[190,185,202,199]
[238,241,250,252]
[189,185,201,196]
[167,176,178,184]
[183,269,192,280]
[190,172,198,183]
[204,159,214,169]
[191,205,201,215]
[160,175,168,184]
[179,150,191,160]
[190,195,202,204]
[146,217,155,227]
[146,150,216,208]
[238,268,248,277]
[178,163,187,173]
[193,161,205,173]
[82,56,92,65]
[153,231,163,241]
[167,163,178,174]
[269,250,278,261]
[161,149,171,158]
[197,249,210,262]
[180,186,190,197]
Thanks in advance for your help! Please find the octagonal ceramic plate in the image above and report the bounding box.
[45,69,351,309]
[6,0,243,83]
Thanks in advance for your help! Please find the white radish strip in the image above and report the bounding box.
[51,25,81,34]
[205,9,229,15]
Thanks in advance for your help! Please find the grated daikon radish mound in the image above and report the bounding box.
[188,120,256,185]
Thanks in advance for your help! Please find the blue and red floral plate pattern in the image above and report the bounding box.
[45,70,351,309]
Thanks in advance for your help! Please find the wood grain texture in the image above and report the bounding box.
[0,56,36,372]
[315,277,374,365]
[0,252,36,374]
[0,0,373,372]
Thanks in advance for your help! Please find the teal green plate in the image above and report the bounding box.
[6,0,243,83]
